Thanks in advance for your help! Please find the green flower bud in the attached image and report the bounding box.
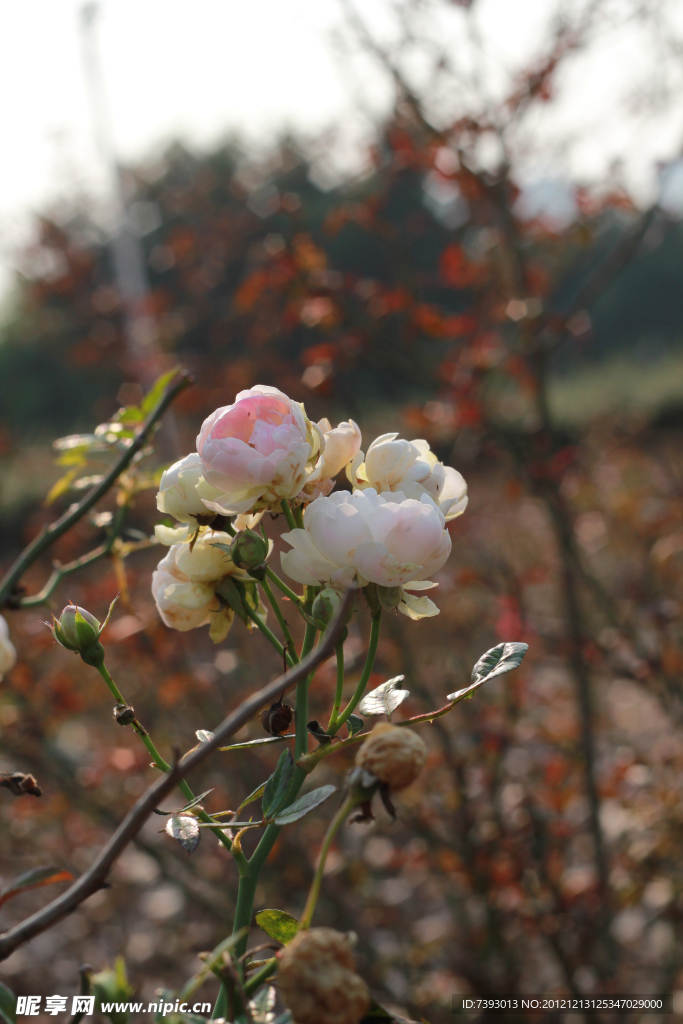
[376,585,402,611]
[311,588,342,627]
[51,606,102,652]
[229,528,269,571]
[48,597,117,667]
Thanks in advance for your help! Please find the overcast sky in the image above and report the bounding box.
[2,0,683,299]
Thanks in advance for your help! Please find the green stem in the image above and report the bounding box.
[261,579,298,662]
[295,588,319,759]
[300,794,355,929]
[265,566,302,605]
[0,371,191,609]
[242,601,295,668]
[293,504,305,529]
[280,499,298,532]
[330,612,381,736]
[231,765,308,959]
[96,663,233,852]
[326,642,345,733]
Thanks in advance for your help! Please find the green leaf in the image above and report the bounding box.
[0,866,74,909]
[347,714,365,736]
[44,466,83,506]
[358,675,410,719]
[178,789,214,814]
[273,785,336,825]
[361,998,425,1023]
[219,735,293,752]
[114,368,180,426]
[215,576,248,623]
[165,815,201,854]
[255,909,300,945]
[447,642,529,702]
[238,781,267,813]
[262,749,294,819]
[0,983,16,1024]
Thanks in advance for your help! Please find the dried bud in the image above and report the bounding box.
[277,928,370,1024]
[259,698,293,736]
[229,529,269,572]
[114,703,136,727]
[355,723,427,791]
[0,771,42,797]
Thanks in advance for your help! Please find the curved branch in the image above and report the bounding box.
[0,590,353,961]
[0,371,193,609]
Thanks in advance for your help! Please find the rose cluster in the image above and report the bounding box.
[152,384,467,635]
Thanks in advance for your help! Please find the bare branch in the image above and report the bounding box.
[0,591,353,961]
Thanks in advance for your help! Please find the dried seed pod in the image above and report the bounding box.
[0,771,42,797]
[277,927,370,1024]
[259,697,293,736]
[355,722,427,791]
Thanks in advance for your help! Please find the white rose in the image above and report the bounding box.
[156,452,208,524]
[280,489,451,608]
[151,539,235,641]
[299,418,362,501]
[0,615,17,681]
[348,434,467,521]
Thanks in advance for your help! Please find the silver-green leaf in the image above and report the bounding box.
[358,675,410,719]
[165,814,201,854]
[273,785,336,825]
[447,642,529,702]
[262,749,295,819]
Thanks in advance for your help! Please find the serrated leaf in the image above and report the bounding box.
[262,749,295,819]
[273,785,336,825]
[255,909,300,945]
[447,642,529,702]
[358,675,410,719]
[179,789,213,814]
[195,729,214,744]
[347,714,365,736]
[249,985,277,1023]
[0,982,16,1024]
[238,780,267,813]
[0,866,73,909]
[165,815,201,853]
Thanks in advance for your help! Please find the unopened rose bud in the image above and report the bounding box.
[376,585,402,611]
[355,723,427,791]
[277,928,370,1024]
[311,587,353,630]
[49,599,116,667]
[51,606,102,653]
[229,529,269,572]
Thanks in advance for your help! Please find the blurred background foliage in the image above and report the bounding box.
[3,1,683,1020]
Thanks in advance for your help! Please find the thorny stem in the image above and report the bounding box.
[326,641,345,733]
[243,958,277,997]
[0,371,191,609]
[300,793,356,929]
[329,611,381,736]
[260,578,298,662]
[20,505,130,609]
[95,663,233,852]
